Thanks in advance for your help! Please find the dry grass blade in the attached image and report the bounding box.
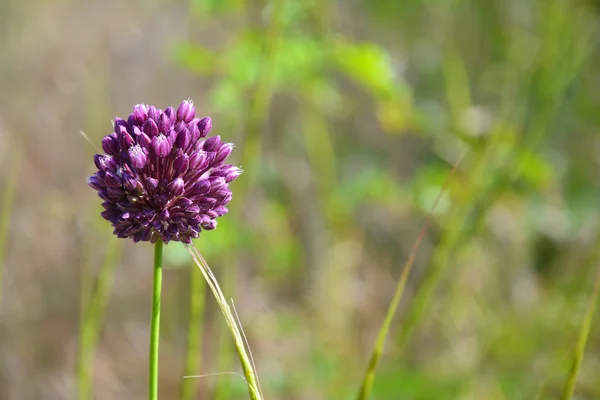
[183,371,247,381]
[232,299,264,399]
[356,150,466,400]
[185,244,264,400]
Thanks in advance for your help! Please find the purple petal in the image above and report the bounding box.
[158,113,171,134]
[184,204,200,217]
[213,206,229,217]
[173,154,190,176]
[212,165,243,183]
[104,171,122,188]
[214,143,233,165]
[94,154,108,171]
[101,209,121,222]
[137,132,152,149]
[188,151,207,171]
[113,118,128,134]
[197,117,212,138]
[132,104,149,125]
[142,119,159,138]
[208,177,227,193]
[201,219,217,230]
[166,178,185,196]
[129,145,147,169]
[203,135,221,152]
[176,100,195,123]
[176,127,191,149]
[158,209,170,221]
[87,175,103,191]
[148,106,161,121]
[123,174,143,193]
[107,186,126,199]
[214,188,231,201]
[152,134,172,158]
[120,130,134,149]
[164,107,176,122]
[172,197,194,210]
[146,177,159,196]
[198,198,217,209]
[187,180,211,197]
[101,134,120,156]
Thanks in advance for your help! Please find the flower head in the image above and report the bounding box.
[88,100,242,244]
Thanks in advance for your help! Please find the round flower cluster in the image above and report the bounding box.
[88,100,242,244]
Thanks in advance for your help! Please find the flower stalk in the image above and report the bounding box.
[87,100,242,400]
[149,240,164,400]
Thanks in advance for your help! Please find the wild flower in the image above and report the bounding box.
[88,100,242,244]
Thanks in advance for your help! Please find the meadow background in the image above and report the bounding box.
[1,0,600,399]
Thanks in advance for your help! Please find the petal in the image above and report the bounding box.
[132,104,149,125]
[152,134,172,158]
[213,188,231,201]
[101,134,120,156]
[173,154,190,176]
[187,180,211,197]
[214,143,233,165]
[208,177,226,193]
[142,119,159,138]
[166,177,185,196]
[137,132,152,149]
[104,171,122,188]
[197,117,212,138]
[201,219,217,230]
[172,197,194,210]
[197,197,217,209]
[87,175,103,191]
[146,177,159,196]
[176,100,195,123]
[184,204,200,217]
[113,118,128,134]
[148,106,161,121]
[158,113,171,134]
[128,145,147,169]
[164,107,176,122]
[176,127,191,149]
[203,135,221,152]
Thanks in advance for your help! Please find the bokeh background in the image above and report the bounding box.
[1,0,600,399]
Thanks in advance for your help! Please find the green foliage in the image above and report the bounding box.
[170,1,600,398]
[4,0,600,398]
[332,39,397,98]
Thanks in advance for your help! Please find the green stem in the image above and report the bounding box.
[149,240,163,400]
[181,265,206,400]
[561,263,600,400]
[356,152,464,400]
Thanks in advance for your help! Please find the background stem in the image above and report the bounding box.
[561,261,600,400]
[181,265,206,400]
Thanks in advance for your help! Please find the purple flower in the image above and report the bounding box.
[88,100,242,244]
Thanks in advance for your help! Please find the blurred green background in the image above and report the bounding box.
[1,0,600,399]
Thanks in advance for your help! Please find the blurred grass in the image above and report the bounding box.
[357,150,464,400]
[0,145,22,307]
[180,265,206,400]
[77,235,122,400]
[76,46,120,400]
[1,0,600,398]
[561,239,600,400]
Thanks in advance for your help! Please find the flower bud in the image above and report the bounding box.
[176,100,195,123]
